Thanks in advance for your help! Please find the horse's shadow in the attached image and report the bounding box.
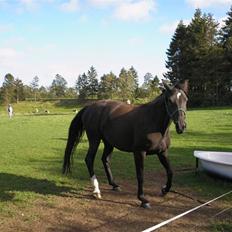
[0,172,75,201]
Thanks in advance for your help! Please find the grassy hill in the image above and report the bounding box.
[0,99,81,116]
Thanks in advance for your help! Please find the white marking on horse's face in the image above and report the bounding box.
[177,92,181,100]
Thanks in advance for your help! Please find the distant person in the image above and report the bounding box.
[126,99,131,105]
[8,104,13,119]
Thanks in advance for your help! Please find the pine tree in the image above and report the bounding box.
[220,6,232,47]
[164,20,189,83]
[87,66,99,99]
[30,76,39,101]
[187,9,219,105]
[129,66,139,98]
[165,9,220,106]
[219,5,232,103]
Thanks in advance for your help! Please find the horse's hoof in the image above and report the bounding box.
[93,192,102,199]
[159,191,166,197]
[112,186,121,192]
[160,186,168,197]
[141,202,151,209]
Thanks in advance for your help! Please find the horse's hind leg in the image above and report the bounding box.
[157,151,173,196]
[134,151,151,208]
[85,137,101,199]
[101,140,120,191]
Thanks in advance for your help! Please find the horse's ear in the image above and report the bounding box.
[176,79,189,94]
[162,80,172,92]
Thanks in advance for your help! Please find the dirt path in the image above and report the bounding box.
[0,173,231,232]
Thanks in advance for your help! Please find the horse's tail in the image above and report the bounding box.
[63,107,87,174]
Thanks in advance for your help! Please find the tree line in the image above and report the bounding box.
[1,6,232,107]
[0,66,160,104]
[165,6,232,107]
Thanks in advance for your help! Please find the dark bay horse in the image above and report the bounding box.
[63,80,188,208]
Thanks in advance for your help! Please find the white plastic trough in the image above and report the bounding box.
[194,150,232,180]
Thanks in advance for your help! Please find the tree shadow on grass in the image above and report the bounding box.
[0,172,76,202]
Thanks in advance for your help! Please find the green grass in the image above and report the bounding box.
[0,104,232,230]
[212,222,232,232]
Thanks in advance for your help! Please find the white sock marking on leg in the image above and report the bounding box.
[91,175,100,194]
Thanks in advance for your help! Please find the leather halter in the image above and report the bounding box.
[164,94,186,121]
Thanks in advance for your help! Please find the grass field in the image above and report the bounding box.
[0,104,232,231]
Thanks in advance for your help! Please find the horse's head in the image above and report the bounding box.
[163,80,189,134]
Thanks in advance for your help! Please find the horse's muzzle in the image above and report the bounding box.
[175,121,186,134]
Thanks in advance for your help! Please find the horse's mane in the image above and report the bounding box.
[145,92,165,107]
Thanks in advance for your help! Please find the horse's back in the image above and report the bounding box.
[81,100,108,133]
[82,100,137,150]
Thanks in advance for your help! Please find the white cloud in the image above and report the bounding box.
[114,0,156,21]
[18,0,39,11]
[60,0,80,12]
[89,0,156,21]
[0,0,54,14]
[1,0,156,21]
[186,0,231,8]
[89,0,122,7]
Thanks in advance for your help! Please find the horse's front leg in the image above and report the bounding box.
[157,150,173,195]
[134,151,150,208]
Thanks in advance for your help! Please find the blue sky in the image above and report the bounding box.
[0,0,231,87]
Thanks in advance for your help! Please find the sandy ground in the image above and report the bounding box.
[0,172,231,232]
